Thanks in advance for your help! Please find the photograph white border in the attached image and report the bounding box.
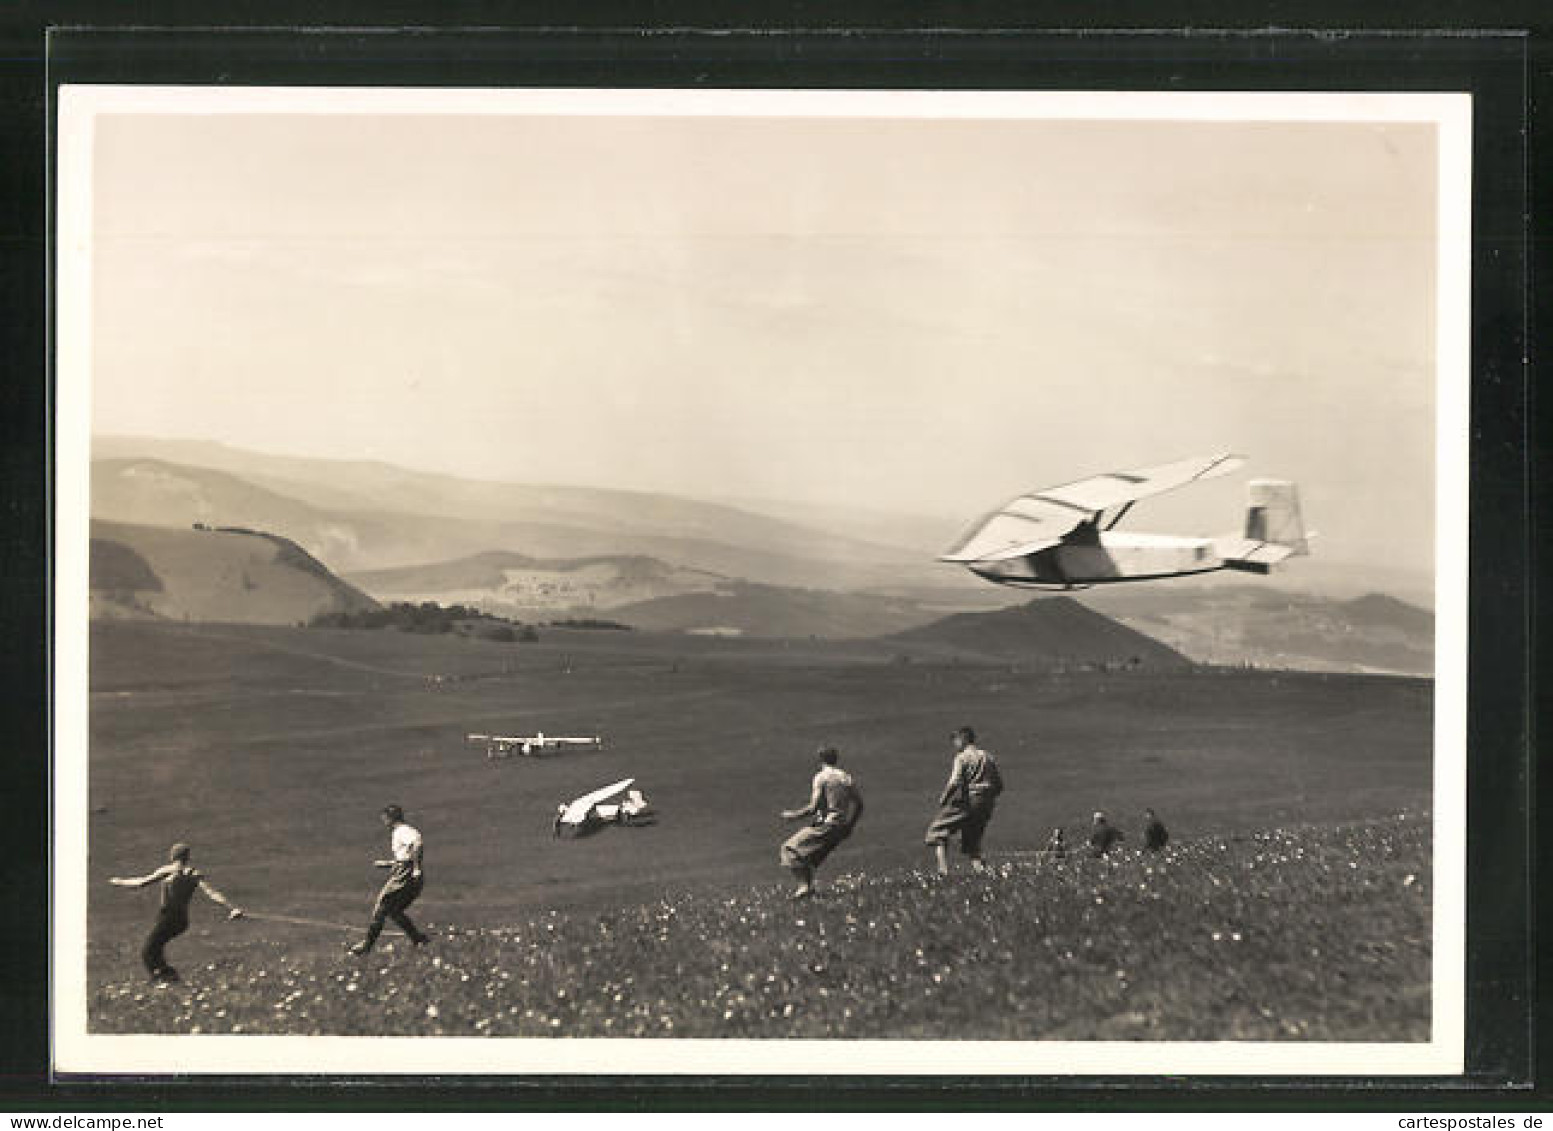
[52,84,1470,1077]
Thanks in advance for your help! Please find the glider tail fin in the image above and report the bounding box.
[1244,480,1308,554]
[1216,479,1310,573]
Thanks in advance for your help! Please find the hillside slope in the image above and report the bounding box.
[1080,584,1434,675]
[887,596,1193,670]
[89,519,380,625]
[90,814,1429,1042]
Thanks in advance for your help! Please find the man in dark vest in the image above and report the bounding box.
[1143,808,1170,851]
[110,842,244,982]
[1089,811,1125,856]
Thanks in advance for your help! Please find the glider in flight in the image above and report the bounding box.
[941,454,1309,590]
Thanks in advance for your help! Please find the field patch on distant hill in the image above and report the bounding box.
[349,552,727,619]
[615,581,941,639]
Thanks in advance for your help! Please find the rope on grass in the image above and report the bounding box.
[238,910,421,939]
[238,910,358,931]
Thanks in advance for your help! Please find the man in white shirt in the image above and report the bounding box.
[349,804,429,955]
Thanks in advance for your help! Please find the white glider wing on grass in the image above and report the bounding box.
[560,777,636,827]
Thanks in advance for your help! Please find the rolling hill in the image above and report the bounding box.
[1078,583,1434,675]
[89,519,379,625]
[885,596,1193,670]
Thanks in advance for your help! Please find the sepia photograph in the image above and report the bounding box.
[52,85,1469,1076]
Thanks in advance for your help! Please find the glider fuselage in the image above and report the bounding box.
[967,528,1225,588]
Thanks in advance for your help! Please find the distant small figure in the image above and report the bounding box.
[779,745,865,899]
[1042,827,1068,861]
[1088,811,1125,856]
[1143,808,1170,851]
[109,842,243,983]
[350,804,429,955]
[925,726,1005,875]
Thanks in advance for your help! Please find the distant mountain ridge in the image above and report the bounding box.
[86,518,1198,666]
[90,444,948,591]
[91,439,924,557]
[87,437,1434,673]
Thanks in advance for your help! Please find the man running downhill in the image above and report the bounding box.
[925,726,1005,875]
[349,804,429,955]
[779,746,865,899]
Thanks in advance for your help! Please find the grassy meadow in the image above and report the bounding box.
[90,814,1431,1040]
[83,620,1434,1040]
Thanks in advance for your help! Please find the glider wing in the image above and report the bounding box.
[1036,452,1246,512]
[940,453,1246,564]
[561,777,635,825]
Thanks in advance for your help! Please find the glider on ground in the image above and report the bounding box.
[468,732,603,759]
[941,453,1309,590]
[553,777,655,837]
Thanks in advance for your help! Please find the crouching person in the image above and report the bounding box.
[779,746,865,899]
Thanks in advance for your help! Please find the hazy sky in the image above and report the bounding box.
[87,97,1446,573]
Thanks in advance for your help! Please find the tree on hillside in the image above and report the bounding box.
[310,601,535,638]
